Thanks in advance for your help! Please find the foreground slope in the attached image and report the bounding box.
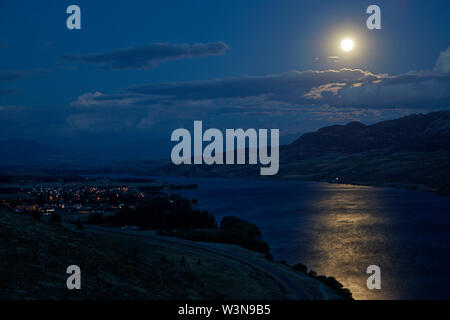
[0,208,344,300]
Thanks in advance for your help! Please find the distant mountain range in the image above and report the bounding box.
[1,111,449,196]
[152,111,450,196]
[0,139,66,165]
[0,138,170,166]
[287,111,450,155]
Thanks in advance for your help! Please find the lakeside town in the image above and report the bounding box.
[0,174,197,218]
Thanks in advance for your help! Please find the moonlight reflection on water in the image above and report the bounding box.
[113,175,450,299]
[157,177,450,300]
[304,185,397,299]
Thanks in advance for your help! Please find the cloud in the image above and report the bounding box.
[0,70,28,82]
[73,66,450,111]
[0,69,47,82]
[5,46,450,146]
[309,73,450,109]
[70,91,173,107]
[68,45,450,137]
[62,42,229,70]
[435,46,450,73]
[126,68,382,103]
[113,47,449,110]
[71,92,116,107]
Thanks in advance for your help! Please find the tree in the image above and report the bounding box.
[293,263,308,273]
[76,218,84,230]
[88,213,104,224]
[31,210,40,220]
[49,213,62,223]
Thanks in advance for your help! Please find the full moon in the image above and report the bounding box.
[341,38,354,52]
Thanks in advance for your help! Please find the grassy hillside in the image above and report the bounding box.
[0,207,345,300]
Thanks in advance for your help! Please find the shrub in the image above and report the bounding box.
[216,216,270,254]
[220,216,262,241]
[264,253,274,261]
[49,213,62,223]
[308,270,317,277]
[31,210,40,220]
[293,263,308,273]
[132,246,138,258]
[88,213,105,224]
[76,218,84,230]
[108,196,217,230]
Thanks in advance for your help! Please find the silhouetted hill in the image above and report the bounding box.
[0,138,170,167]
[151,111,450,196]
[287,111,450,156]
[0,139,66,165]
[280,111,450,195]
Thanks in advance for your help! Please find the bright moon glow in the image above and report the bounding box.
[341,38,354,52]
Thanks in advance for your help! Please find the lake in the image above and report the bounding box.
[155,176,450,300]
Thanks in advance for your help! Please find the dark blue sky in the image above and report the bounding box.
[0,0,449,152]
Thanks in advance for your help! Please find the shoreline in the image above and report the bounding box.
[139,172,447,198]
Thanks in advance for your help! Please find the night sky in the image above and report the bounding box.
[0,0,449,154]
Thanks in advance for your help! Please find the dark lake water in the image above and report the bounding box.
[153,176,450,300]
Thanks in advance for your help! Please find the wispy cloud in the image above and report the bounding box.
[73,63,450,111]
[126,68,382,103]
[10,46,447,140]
[61,42,229,70]
[0,69,47,82]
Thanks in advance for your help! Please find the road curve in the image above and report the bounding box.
[88,226,312,300]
